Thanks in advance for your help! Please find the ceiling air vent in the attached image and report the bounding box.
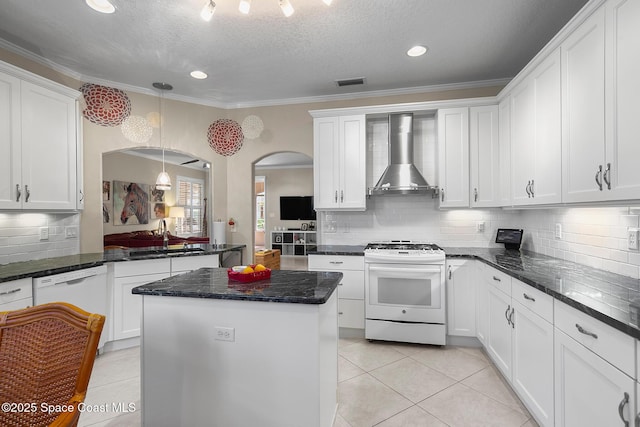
[335,77,366,87]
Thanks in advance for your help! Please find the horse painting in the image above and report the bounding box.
[114,181,150,225]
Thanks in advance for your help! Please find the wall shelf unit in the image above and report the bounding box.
[271,231,317,256]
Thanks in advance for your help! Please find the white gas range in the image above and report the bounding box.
[364,241,446,345]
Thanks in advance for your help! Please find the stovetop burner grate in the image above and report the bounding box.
[364,241,443,251]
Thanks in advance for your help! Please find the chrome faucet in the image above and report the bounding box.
[158,219,169,249]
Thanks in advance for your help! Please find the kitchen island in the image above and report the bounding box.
[132,268,342,427]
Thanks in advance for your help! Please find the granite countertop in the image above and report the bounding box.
[308,245,366,256]
[132,268,342,304]
[0,244,246,283]
[444,247,640,340]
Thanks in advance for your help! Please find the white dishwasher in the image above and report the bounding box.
[33,265,108,349]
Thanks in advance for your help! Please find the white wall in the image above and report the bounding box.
[0,213,80,264]
[258,166,314,232]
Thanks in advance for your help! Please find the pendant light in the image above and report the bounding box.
[153,82,172,191]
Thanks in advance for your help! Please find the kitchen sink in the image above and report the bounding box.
[127,245,206,258]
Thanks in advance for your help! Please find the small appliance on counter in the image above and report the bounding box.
[496,228,524,250]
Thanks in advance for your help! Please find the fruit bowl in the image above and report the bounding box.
[227,264,271,282]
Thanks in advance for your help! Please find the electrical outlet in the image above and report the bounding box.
[65,226,78,239]
[476,221,485,233]
[215,326,235,342]
[628,228,639,250]
[555,223,562,239]
[39,227,49,241]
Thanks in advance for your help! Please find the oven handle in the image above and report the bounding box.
[368,265,443,275]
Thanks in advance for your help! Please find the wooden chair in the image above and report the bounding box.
[0,302,105,427]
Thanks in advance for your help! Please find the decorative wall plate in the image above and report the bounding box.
[208,119,244,156]
[241,115,264,139]
[80,83,131,126]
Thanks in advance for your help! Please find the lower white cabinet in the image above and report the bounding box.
[446,259,476,336]
[308,254,364,330]
[0,278,32,311]
[171,254,219,275]
[475,264,489,345]
[486,281,513,378]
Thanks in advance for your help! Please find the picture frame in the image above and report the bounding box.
[301,223,308,231]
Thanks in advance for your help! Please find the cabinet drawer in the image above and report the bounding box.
[113,258,171,278]
[338,298,364,329]
[0,278,32,310]
[555,300,635,377]
[512,279,553,323]
[337,270,364,300]
[483,265,512,296]
[308,255,364,271]
[171,255,219,273]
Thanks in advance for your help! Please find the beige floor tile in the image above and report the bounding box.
[520,418,539,427]
[78,377,141,427]
[339,355,366,382]
[386,342,431,357]
[410,346,488,381]
[338,374,412,427]
[333,412,353,427]
[457,345,490,363]
[375,405,448,427]
[81,411,141,427]
[462,365,530,415]
[339,337,366,349]
[89,346,140,389]
[339,340,407,372]
[419,383,529,427]
[370,358,456,403]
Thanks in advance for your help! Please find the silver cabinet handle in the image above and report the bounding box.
[79,189,84,202]
[595,165,603,191]
[338,311,344,315]
[474,188,478,202]
[505,305,511,325]
[526,181,531,197]
[16,184,21,202]
[530,179,535,197]
[618,392,629,427]
[340,190,343,203]
[441,189,445,202]
[603,163,611,190]
[25,185,30,202]
[334,191,338,203]
[509,307,515,328]
[523,293,535,302]
[0,288,22,296]
[493,276,501,282]
[575,323,598,339]
[329,261,343,265]
[448,265,452,280]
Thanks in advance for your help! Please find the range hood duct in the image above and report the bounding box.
[369,113,434,196]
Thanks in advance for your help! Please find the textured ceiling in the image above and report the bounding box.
[0,0,588,108]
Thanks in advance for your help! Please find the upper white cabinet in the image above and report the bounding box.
[313,115,366,210]
[510,48,562,206]
[469,105,500,208]
[0,62,81,211]
[437,107,469,207]
[498,98,512,206]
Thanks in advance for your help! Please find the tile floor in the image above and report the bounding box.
[79,339,538,427]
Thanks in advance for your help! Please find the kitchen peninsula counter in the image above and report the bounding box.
[133,268,341,427]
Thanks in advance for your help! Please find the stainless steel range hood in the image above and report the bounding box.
[369,113,434,196]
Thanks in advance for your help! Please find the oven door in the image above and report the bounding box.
[366,263,445,323]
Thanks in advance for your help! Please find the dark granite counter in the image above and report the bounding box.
[444,247,640,340]
[132,268,342,304]
[308,245,366,256]
[0,244,246,283]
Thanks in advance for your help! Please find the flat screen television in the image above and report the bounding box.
[280,196,316,220]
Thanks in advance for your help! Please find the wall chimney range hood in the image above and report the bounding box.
[368,113,435,196]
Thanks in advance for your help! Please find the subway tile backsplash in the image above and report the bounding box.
[0,213,80,264]
[318,202,640,280]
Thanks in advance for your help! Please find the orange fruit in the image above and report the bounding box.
[242,266,254,274]
[254,264,266,272]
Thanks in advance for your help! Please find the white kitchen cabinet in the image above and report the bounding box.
[0,278,32,311]
[437,107,469,207]
[111,259,171,341]
[308,254,364,330]
[446,259,476,337]
[170,254,219,275]
[554,328,634,427]
[469,105,500,208]
[0,62,80,211]
[510,48,562,206]
[475,263,490,346]
[313,115,366,210]
[486,280,513,379]
[498,97,512,206]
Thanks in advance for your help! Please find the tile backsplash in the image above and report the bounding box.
[318,201,640,279]
[0,213,80,264]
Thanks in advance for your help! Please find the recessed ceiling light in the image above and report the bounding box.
[190,70,208,79]
[407,45,428,57]
[85,0,115,14]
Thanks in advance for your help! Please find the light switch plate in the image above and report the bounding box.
[39,227,49,241]
[555,223,562,239]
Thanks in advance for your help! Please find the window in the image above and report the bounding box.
[256,176,265,232]
[176,176,205,236]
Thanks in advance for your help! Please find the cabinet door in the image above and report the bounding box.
[605,0,640,200]
[313,117,339,209]
[0,72,22,209]
[498,97,511,206]
[338,115,366,210]
[554,329,634,427]
[446,260,476,337]
[510,78,536,205]
[21,81,77,210]
[486,284,512,379]
[561,6,606,203]
[113,272,170,340]
[469,105,499,208]
[437,107,469,207]
[475,266,489,346]
[512,301,554,427]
